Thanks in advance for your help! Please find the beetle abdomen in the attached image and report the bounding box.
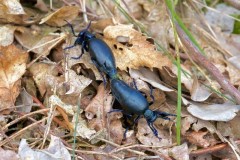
[89,39,117,78]
[111,78,149,115]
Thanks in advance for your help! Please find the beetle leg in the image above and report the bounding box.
[149,84,155,103]
[108,109,123,114]
[64,20,78,37]
[147,121,162,140]
[91,59,107,87]
[64,45,76,50]
[155,111,176,121]
[71,51,85,59]
[134,115,141,124]
[123,127,129,140]
[132,79,138,90]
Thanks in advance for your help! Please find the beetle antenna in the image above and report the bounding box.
[64,19,78,37]
[85,20,92,31]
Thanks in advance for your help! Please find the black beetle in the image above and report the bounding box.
[110,78,176,140]
[64,21,118,80]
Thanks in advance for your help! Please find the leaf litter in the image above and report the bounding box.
[1,0,240,159]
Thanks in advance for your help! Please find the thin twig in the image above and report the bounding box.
[98,138,146,156]
[0,117,47,147]
[2,108,50,131]
[224,0,240,10]
[67,147,122,160]
[32,96,69,129]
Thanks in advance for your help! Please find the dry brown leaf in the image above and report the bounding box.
[136,118,172,146]
[40,6,79,27]
[29,63,92,102]
[185,131,210,148]
[65,42,102,80]
[0,45,28,109]
[35,0,49,12]
[29,63,58,96]
[85,83,112,120]
[15,26,60,55]
[103,25,172,71]
[86,90,113,131]
[217,115,240,139]
[109,119,124,144]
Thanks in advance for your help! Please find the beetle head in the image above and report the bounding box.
[75,21,95,45]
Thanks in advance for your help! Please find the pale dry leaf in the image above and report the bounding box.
[40,6,79,26]
[190,77,212,102]
[0,45,28,109]
[49,95,76,115]
[160,143,189,160]
[205,3,240,33]
[129,67,173,92]
[18,136,71,160]
[73,114,96,140]
[0,0,25,15]
[47,135,71,160]
[225,61,240,86]
[171,65,193,91]
[63,69,92,95]
[0,147,19,160]
[0,0,28,24]
[228,55,240,70]
[15,88,33,113]
[103,25,172,71]
[183,98,240,121]
[0,25,17,46]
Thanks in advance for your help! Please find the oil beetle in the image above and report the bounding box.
[64,20,118,80]
[110,78,176,140]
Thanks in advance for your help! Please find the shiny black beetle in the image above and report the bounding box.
[110,78,176,139]
[64,21,118,80]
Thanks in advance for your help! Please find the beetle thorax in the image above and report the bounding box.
[144,109,157,123]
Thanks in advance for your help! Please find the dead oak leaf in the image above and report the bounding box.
[0,45,28,109]
[40,6,79,27]
[103,25,171,71]
[0,0,29,24]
